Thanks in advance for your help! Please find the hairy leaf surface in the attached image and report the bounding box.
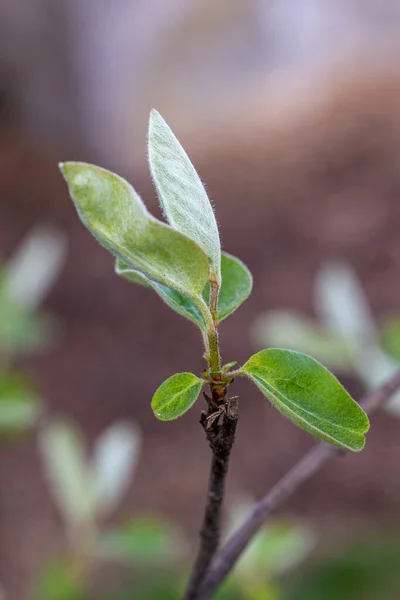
[60,162,210,297]
[203,252,252,320]
[115,259,205,329]
[148,110,221,282]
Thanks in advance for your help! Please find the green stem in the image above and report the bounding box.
[197,298,221,373]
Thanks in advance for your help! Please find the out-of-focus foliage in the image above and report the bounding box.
[36,417,183,599]
[97,518,179,564]
[0,370,41,437]
[253,261,400,415]
[35,559,86,600]
[222,497,315,600]
[285,535,400,600]
[0,227,66,436]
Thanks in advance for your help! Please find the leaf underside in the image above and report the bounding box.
[242,349,369,451]
[115,259,205,328]
[148,109,221,282]
[116,251,252,329]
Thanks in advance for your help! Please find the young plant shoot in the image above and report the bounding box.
[60,109,370,598]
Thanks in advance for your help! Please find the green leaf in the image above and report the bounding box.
[0,371,41,436]
[241,349,369,451]
[97,518,179,564]
[115,259,205,329]
[203,252,252,321]
[148,109,221,282]
[59,162,210,298]
[151,373,203,420]
[39,420,96,525]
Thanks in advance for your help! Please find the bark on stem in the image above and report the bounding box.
[183,390,239,600]
[197,369,400,600]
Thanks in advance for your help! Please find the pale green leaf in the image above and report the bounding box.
[92,421,141,516]
[241,349,369,451]
[39,420,96,525]
[4,226,66,311]
[151,372,203,420]
[148,109,221,282]
[0,371,41,435]
[115,259,205,329]
[315,262,377,346]
[60,162,210,297]
[97,518,179,564]
[252,310,356,373]
[203,252,252,321]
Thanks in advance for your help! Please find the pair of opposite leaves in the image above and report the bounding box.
[60,110,369,452]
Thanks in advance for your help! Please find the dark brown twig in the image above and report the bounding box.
[183,390,239,600]
[197,369,400,600]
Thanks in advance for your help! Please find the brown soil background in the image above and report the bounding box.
[2,70,400,598]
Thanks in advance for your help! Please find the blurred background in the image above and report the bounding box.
[2,1,400,599]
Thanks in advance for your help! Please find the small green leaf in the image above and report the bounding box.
[97,518,179,564]
[0,371,41,436]
[60,162,210,298]
[203,252,252,321]
[241,349,369,451]
[116,259,206,329]
[151,373,203,420]
[222,361,238,373]
[148,110,221,282]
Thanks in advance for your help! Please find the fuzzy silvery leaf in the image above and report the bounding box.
[152,372,203,421]
[315,262,377,347]
[203,252,252,320]
[148,110,221,283]
[241,349,369,451]
[252,310,356,373]
[4,226,66,311]
[39,420,96,525]
[115,259,206,329]
[92,421,141,516]
[60,162,210,298]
